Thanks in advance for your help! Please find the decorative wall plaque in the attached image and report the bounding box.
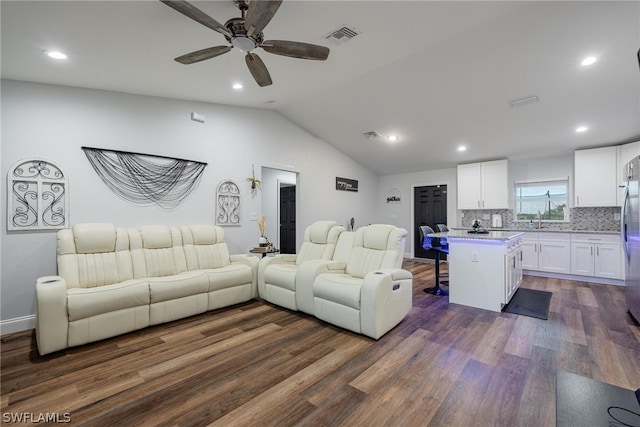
[216,180,240,226]
[336,177,358,192]
[7,158,68,231]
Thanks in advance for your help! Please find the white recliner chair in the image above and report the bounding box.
[311,224,412,339]
[258,220,344,311]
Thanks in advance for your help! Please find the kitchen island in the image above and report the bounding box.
[428,230,524,312]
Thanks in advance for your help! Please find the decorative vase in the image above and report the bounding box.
[259,236,268,247]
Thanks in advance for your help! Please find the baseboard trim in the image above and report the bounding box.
[523,270,624,287]
[1,315,36,336]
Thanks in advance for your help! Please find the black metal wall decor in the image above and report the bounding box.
[7,158,69,230]
[82,146,207,210]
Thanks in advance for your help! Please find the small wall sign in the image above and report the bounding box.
[386,188,402,203]
[336,177,358,192]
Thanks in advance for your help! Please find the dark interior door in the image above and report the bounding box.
[279,185,296,254]
[414,185,447,259]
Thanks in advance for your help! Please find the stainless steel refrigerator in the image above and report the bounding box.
[622,155,640,324]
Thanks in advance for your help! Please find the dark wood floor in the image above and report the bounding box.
[2,260,639,426]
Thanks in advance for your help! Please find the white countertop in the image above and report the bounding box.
[453,227,619,235]
[429,230,523,241]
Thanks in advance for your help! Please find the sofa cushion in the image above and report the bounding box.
[263,263,298,292]
[308,221,335,244]
[313,273,363,309]
[204,264,253,292]
[67,279,150,321]
[363,224,395,250]
[148,271,210,303]
[139,226,173,249]
[73,223,117,254]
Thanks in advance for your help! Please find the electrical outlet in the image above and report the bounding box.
[614,212,621,221]
[250,212,257,221]
[472,253,478,262]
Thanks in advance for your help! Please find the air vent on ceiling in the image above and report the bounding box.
[363,130,381,140]
[325,25,360,45]
[510,95,539,108]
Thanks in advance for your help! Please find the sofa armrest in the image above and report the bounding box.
[256,254,298,296]
[230,254,260,297]
[295,259,343,314]
[325,261,347,271]
[35,276,69,355]
[360,269,413,339]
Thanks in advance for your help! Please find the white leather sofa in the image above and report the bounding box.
[258,220,344,311]
[35,223,258,355]
[307,224,412,339]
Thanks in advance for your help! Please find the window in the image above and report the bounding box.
[514,178,569,222]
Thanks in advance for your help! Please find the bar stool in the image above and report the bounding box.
[420,225,448,296]
[435,224,450,286]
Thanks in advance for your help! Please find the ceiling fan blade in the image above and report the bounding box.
[175,46,232,64]
[161,0,231,37]
[261,40,329,60]
[244,0,283,37]
[245,53,273,87]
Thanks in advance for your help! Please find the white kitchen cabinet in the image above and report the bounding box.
[520,232,539,270]
[574,146,617,207]
[538,233,571,274]
[522,232,571,274]
[617,141,640,206]
[457,159,509,209]
[570,234,621,279]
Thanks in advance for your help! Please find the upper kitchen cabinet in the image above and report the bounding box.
[617,141,640,206]
[457,159,510,209]
[574,146,617,207]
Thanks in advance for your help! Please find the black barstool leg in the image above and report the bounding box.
[423,249,448,296]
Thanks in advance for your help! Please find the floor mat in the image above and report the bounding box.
[502,288,552,320]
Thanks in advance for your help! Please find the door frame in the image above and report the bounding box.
[261,164,300,251]
[411,179,455,258]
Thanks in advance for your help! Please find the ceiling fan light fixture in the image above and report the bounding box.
[231,36,256,52]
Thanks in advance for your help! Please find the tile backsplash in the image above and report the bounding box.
[460,207,621,231]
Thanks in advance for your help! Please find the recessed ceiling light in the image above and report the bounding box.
[44,50,67,60]
[458,145,467,152]
[581,56,597,66]
[387,135,399,142]
[232,83,243,90]
[575,126,588,133]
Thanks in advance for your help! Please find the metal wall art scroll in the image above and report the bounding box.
[7,158,69,231]
[82,147,207,210]
[336,177,358,192]
[216,180,240,226]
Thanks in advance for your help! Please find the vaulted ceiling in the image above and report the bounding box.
[2,1,639,175]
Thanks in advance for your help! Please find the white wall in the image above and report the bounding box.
[378,167,458,257]
[1,79,378,332]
